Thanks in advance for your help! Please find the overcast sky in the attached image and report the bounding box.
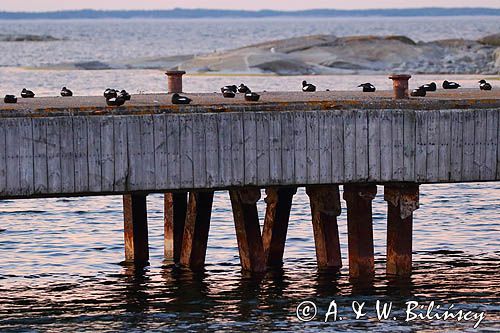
[2,1,500,11]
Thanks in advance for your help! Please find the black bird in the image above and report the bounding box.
[61,87,73,97]
[244,92,260,102]
[104,88,117,99]
[221,85,237,94]
[479,80,492,91]
[302,80,316,92]
[238,84,251,93]
[222,89,236,98]
[21,88,35,98]
[358,83,376,92]
[4,95,17,104]
[119,90,131,100]
[420,82,437,92]
[172,93,192,105]
[442,80,460,89]
[410,87,427,97]
[106,96,126,107]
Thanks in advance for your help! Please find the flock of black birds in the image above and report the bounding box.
[1,79,494,106]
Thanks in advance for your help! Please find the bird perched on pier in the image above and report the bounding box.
[221,85,237,94]
[222,89,236,98]
[172,93,192,105]
[238,84,251,94]
[358,83,376,92]
[442,80,460,89]
[21,88,35,98]
[411,87,427,97]
[61,87,73,97]
[106,96,126,107]
[479,80,492,91]
[104,88,117,99]
[4,95,17,103]
[244,92,260,102]
[420,82,437,92]
[302,80,316,92]
[119,90,131,101]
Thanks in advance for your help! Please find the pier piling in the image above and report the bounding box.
[123,194,149,265]
[343,184,377,278]
[179,191,214,270]
[230,188,266,273]
[164,193,188,263]
[262,187,297,268]
[384,184,419,276]
[306,185,343,271]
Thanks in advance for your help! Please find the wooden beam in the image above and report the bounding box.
[179,191,214,270]
[306,185,342,271]
[343,184,377,279]
[123,194,149,265]
[164,192,188,263]
[384,183,419,276]
[262,187,297,268]
[229,188,266,273]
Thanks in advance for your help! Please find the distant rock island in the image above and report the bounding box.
[0,33,61,42]
[0,7,499,20]
[40,33,500,75]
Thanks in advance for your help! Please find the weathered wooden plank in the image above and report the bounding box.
[484,109,499,180]
[498,110,500,180]
[343,111,356,182]
[438,110,452,182]
[73,117,89,193]
[204,113,219,188]
[179,115,194,189]
[166,115,181,189]
[473,109,487,180]
[268,112,282,185]
[0,120,6,194]
[87,117,102,192]
[392,110,404,181]
[58,117,74,193]
[218,112,233,186]
[450,110,464,182]
[415,112,428,182]
[100,117,114,192]
[141,115,156,189]
[17,118,33,196]
[306,111,320,184]
[113,116,128,192]
[231,113,245,186]
[462,110,475,181]
[380,111,393,182]
[256,112,270,185]
[153,114,168,189]
[368,110,381,181]
[294,112,307,184]
[46,117,61,194]
[32,118,48,194]
[355,110,368,181]
[243,112,257,185]
[319,111,332,184]
[403,110,416,181]
[331,111,344,183]
[192,113,207,188]
[281,112,295,185]
[126,116,142,190]
[426,111,440,182]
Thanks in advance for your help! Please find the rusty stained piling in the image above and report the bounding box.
[164,193,188,263]
[262,187,297,268]
[384,184,420,277]
[306,185,343,271]
[123,194,149,265]
[230,188,266,273]
[343,184,377,279]
[389,74,412,99]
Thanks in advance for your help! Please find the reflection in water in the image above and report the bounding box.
[0,184,498,331]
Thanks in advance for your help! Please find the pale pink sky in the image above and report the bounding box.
[2,0,500,11]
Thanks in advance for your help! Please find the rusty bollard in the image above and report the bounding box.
[389,74,411,99]
[166,70,186,93]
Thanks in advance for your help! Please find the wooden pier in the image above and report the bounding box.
[1,78,499,278]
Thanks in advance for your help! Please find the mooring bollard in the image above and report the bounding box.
[389,74,412,99]
[166,70,186,93]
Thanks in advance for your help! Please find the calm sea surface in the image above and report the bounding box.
[0,17,499,332]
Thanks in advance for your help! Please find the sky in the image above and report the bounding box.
[1,0,500,12]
